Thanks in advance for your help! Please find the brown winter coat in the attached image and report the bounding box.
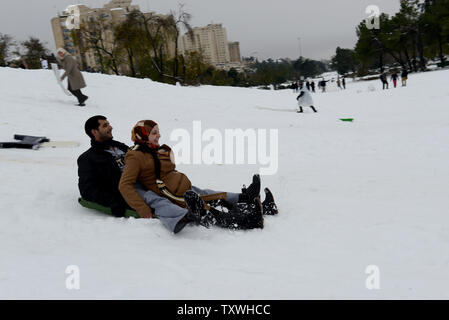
[118,144,192,218]
[59,54,86,90]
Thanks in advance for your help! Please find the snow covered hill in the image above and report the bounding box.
[1,67,449,299]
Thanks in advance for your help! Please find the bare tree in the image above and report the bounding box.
[74,15,123,75]
[168,4,194,79]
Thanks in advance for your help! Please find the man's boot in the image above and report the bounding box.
[238,174,261,204]
[210,197,264,230]
[262,188,279,215]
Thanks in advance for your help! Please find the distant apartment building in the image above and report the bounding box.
[182,24,243,70]
[228,41,241,63]
[51,0,174,74]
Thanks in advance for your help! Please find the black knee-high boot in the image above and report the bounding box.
[68,83,88,104]
[209,198,264,230]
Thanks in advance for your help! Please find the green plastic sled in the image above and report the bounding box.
[78,197,140,219]
[340,118,354,122]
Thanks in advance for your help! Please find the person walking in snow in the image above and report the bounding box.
[342,77,346,89]
[337,78,342,89]
[119,120,278,233]
[320,78,328,92]
[401,68,408,87]
[56,48,88,106]
[391,71,399,88]
[310,80,316,92]
[292,82,298,93]
[296,83,317,113]
[40,57,48,70]
[380,72,389,90]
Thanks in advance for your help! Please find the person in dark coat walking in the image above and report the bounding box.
[320,78,328,92]
[380,72,389,90]
[57,48,88,106]
[310,81,316,92]
[342,77,346,89]
[401,69,408,87]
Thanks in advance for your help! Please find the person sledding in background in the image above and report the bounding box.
[118,120,279,234]
[296,83,317,113]
[56,48,88,106]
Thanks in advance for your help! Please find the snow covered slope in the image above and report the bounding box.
[1,67,448,299]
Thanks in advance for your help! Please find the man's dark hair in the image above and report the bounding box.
[85,115,107,139]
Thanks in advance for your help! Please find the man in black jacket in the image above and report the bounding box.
[77,115,134,217]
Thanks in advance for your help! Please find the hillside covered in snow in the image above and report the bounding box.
[1,67,449,299]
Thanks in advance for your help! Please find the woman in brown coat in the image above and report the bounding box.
[57,48,88,106]
[119,120,270,233]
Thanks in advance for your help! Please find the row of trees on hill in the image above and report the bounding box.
[70,6,329,87]
[331,0,449,76]
[0,34,53,69]
[5,1,446,85]
[72,5,198,82]
[71,6,195,83]
[243,58,329,86]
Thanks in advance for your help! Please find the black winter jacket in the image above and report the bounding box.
[77,139,130,217]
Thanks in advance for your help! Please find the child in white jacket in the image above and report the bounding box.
[296,84,317,113]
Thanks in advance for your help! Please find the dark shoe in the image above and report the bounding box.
[210,197,264,230]
[262,188,278,215]
[238,174,261,203]
[184,190,210,228]
[242,197,264,229]
[80,95,88,104]
[78,103,86,107]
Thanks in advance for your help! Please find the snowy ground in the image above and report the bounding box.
[1,66,449,299]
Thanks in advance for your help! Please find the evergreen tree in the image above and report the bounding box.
[21,37,49,69]
[331,47,358,75]
[0,33,14,66]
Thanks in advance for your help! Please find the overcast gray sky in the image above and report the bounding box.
[0,0,400,60]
